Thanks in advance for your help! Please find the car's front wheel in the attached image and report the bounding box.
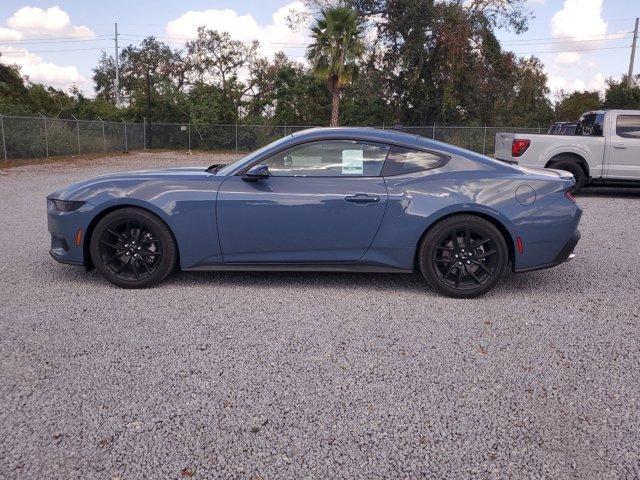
[90,207,177,288]
[418,215,508,298]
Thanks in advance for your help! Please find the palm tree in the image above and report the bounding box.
[307,7,365,127]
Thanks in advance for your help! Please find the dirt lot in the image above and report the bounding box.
[1,151,639,479]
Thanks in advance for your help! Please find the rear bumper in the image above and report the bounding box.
[515,229,580,273]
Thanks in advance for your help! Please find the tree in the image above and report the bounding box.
[603,75,640,110]
[554,90,601,121]
[93,37,187,106]
[307,7,365,126]
[185,28,257,92]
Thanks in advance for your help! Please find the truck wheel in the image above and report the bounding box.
[550,158,586,194]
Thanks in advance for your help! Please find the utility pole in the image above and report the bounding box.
[114,22,120,107]
[146,71,152,149]
[629,17,639,87]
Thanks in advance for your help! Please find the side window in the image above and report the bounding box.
[575,113,604,136]
[616,115,640,139]
[262,140,389,177]
[381,145,448,176]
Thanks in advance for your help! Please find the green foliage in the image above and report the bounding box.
[3,2,640,138]
[603,76,640,110]
[307,7,365,125]
[554,90,602,121]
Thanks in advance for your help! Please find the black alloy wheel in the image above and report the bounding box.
[90,208,177,288]
[419,215,508,298]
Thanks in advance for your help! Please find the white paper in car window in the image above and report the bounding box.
[342,149,364,175]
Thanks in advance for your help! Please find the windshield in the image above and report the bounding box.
[215,135,294,176]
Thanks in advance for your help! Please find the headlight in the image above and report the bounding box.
[50,199,86,212]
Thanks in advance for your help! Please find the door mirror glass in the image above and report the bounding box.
[243,163,270,181]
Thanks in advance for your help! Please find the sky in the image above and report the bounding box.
[0,0,638,102]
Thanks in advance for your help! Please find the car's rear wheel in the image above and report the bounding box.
[90,208,177,288]
[419,215,508,298]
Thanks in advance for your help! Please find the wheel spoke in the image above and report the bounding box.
[465,229,471,250]
[451,232,461,252]
[101,240,120,249]
[139,251,159,257]
[469,269,483,285]
[475,249,496,259]
[104,251,124,263]
[471,238,491,249]
[131,259,140,280]
[106,229,126,241]
[443,262,458,280]
[140,259,152,275]
[454,268,463,287]
[114,259,128,274]
[471,259,492,276]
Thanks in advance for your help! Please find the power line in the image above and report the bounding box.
[0,35,112,44]
[0,46,116,54]
[508,45,631,55]
[500,31,633,43]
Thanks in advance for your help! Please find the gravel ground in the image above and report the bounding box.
[1,151,639,479]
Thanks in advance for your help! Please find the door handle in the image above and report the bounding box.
[612,144,627,149]
[345,194,380,204]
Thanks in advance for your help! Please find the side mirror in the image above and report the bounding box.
[243,163,270,181]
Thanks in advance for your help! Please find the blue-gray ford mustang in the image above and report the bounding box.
[47,127,582,298]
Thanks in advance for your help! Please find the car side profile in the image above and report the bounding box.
[47,127,582,298]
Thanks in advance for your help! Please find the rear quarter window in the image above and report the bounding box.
[381,146,448,176]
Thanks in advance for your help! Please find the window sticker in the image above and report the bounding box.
[342,149,364,175]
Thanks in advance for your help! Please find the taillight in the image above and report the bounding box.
[564,190,576,203]
[511,139,530,157]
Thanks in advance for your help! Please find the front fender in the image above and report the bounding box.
[77,178,223,269]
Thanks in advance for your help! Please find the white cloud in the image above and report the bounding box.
[0,46,87,90]
[551,0,606,41]
[6,6,94,38]
[0,27,22,41]
[166,1,310,59]
[0,6,93,92]
[548,72,606,97]
[555,51,581,65]
[544,0,618,99]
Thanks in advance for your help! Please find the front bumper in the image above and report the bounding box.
[47,200,96,266]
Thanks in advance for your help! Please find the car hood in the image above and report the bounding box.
[48,166,218,202]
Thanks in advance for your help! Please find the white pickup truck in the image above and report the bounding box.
[495,110,640,192]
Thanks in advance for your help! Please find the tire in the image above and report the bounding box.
[550,157,586,194]
[90,207,177,288]
[418,215,508,298]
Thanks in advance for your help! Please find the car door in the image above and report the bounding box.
[606,113,640,179]
[216,139,390,263]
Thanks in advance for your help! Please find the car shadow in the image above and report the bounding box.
[47,256,572,298]
[578,186,640,198]
[173,269,430,293]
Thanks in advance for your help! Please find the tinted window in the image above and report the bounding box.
[262,140,389,177]
[381,146,448,176]
[575,113,604,136]
[616,115,640,139]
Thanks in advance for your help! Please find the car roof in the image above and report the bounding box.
[290,126,421,146]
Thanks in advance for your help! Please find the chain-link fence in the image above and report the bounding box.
[0,114,544,163]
